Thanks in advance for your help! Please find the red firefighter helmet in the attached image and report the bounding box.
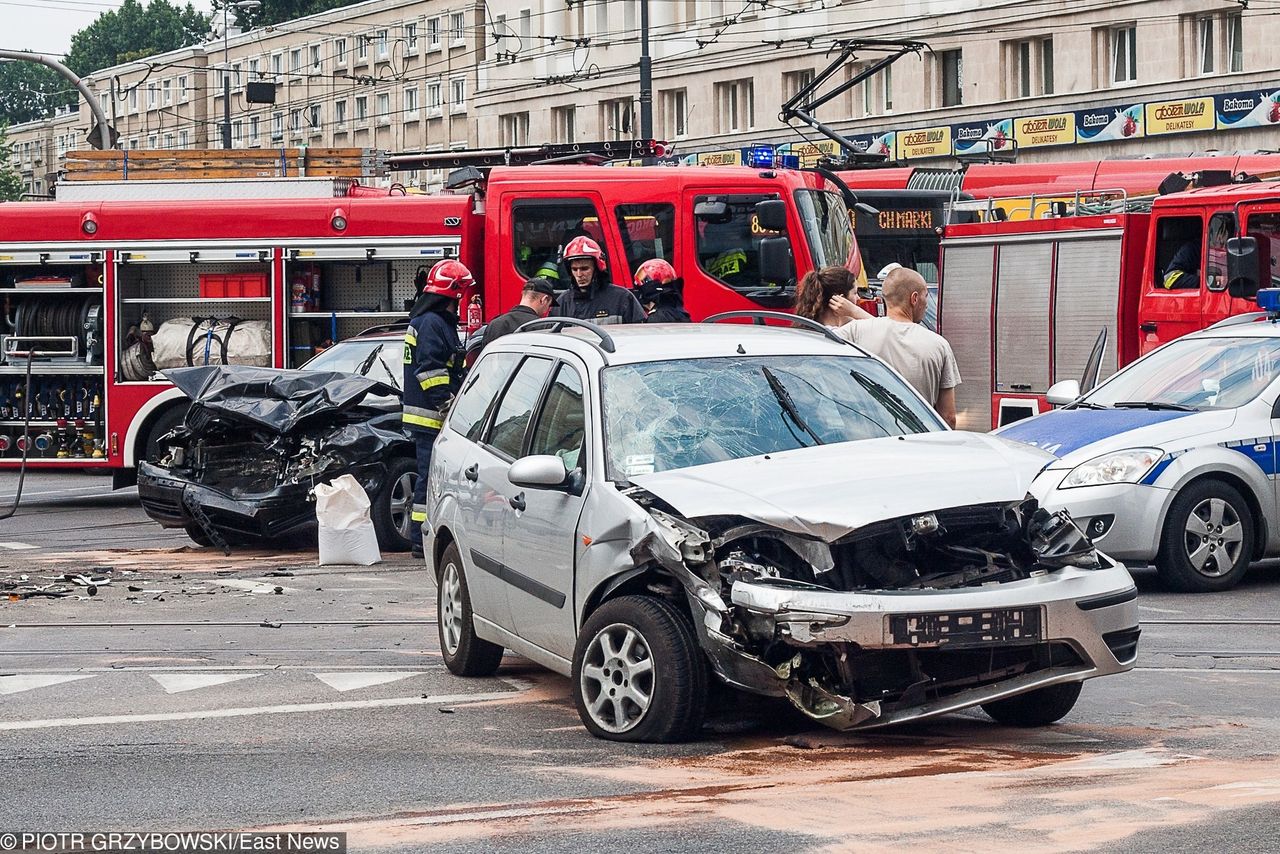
[562,235,607,271]
[633,258,678,288]
[418,259,473,299]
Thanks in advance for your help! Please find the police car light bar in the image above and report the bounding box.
[1256,288,1280,314]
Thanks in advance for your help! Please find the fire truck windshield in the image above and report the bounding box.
[794,190,855,270]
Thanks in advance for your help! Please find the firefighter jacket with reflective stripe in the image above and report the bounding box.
[552,278,646,325]
[402,310,461,433]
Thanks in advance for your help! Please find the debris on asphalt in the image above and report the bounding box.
[264,570,295,577]
[260,620,282,628]
[273,586,284,595]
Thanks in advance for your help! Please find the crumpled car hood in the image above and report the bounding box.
[167,365,399,434]
[629,431,1055,542]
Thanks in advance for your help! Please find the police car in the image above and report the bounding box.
[998,291,1280,592]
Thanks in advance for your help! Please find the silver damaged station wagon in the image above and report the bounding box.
[425,317,1140,742]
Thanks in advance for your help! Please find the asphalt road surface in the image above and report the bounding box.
[2,473,1279,853]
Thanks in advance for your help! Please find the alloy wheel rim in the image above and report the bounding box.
[390,472,417,539]
[1183,497,1244,578]
[579,623,655,733]
[440,561,463,655]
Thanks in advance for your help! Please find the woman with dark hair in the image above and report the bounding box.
[793,266,871,327]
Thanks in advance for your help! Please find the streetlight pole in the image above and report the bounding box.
[638,0,652,142]
[221,0,260,149]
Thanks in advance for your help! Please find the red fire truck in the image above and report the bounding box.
[938,179,1280,431]
[0,143,861,483]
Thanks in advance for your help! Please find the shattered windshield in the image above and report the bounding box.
[602,355,942,479]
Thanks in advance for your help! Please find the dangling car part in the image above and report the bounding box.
[137,364,417,551]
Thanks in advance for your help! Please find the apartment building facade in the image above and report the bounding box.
[7,0,1280,189]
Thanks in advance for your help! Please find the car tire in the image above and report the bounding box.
[572,595,708,743]
[184,523,213,547]
[437,542,504,677]
[144,404,188,463]
[981,681,1082,727]
[371,456,417,552]
[1156,479,1254,593]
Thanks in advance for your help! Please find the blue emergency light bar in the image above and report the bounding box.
[1257,288,1280,314]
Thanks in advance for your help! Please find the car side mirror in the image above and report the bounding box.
[759,236,793,284]
[1227,236,1263,300]
[1045,379,1080,407]
[754,199,788,232]
[508,454,574,490]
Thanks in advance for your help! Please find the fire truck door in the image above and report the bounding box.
[683,189,793,319]
[1053,234,1122,388]
[1139,215,1205,354]
[938,240,996,432]
[502,195,610,311]
[994,241,1053,399]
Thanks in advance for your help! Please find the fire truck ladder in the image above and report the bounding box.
[386,139,669,172]
[780,39,928,166]
[947,188,1150,223]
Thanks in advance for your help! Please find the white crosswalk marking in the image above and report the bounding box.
[0,674,93,695]
[0,541,37,550]
[149,673,262,694]
[313,672,423,692]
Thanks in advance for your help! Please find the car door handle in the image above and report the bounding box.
[464,464,478,482]
[509,492,526,511]
[1140,321,1158,333]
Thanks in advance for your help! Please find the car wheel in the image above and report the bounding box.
[184,523,213,547]
[981,681,1082,727]
[572,595,708,743]
[1157,479,1254,592]
[144,405,188,463]
[371,456,417,552]
[437,542,504,677]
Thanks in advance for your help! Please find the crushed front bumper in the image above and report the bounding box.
[138,463,318,541]
[702,563,1139,730]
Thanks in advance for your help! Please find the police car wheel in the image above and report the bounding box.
[1157,479,1254,593]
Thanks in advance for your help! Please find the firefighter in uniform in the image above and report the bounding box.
[403,260,468,557]
[632,259,691,323]
[551,236,646,324]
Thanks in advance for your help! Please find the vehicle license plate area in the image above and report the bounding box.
[888,607,1043,647]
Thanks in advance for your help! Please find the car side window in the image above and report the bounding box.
[449,352,519,441]
[528,364,586,471]
[486,356,554,459]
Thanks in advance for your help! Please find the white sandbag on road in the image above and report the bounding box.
[314,474,382,567]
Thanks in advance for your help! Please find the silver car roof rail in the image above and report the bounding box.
[1206,311,1269,330]
[515,317,617,353]
[702,310,851,347]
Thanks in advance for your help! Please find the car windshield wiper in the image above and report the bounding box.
[761,366,824,446]
[1112,401,1198,411]
[848,370,929,433]
[1066,400,1111,410]
[356,346,381,377]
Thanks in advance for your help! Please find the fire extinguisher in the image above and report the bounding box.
[466,294,483,335]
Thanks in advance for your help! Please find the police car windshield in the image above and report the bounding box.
[1086,336,1280,412]
[601,355,942,480]
[795,190,855,269]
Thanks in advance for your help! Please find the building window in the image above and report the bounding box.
[249,116,259,143]
[129,87,138,112]
[249,59,260,79]
[404,86,419,117]
[310,44,322,69]
[162,78,172,104]
[1006,37,1053,99]
[782,68,814,102]
[715,79,753,133]
[148,134,157,149]
[1228,12,1243,73]
[335,39,347,65]
[377,29,389,57]
[271,113,283,140]
[552,105,576,143]
[178,75,188,101]
[335,99,347,126]
[376,92,390,124]
[357,35,368,60]
[163,133,174,149]
[428,17,441,48]
[520,8,532,42]
[451,12,465,44]
[290,108,301,133]
[272,53,282,75]
[450,78,466,111]
[660,88,686,138]
[355,96,368,120]
[1198,16,1215,76]
[500,111,529,146]
[1110,24,1137,84]
[406,22,418,51]
[309,103,322,130]
[883,64,894,112]
[148,83,157,108]
[601,97,634,140]
[427,83,442,113]
[231,122,241,145]
[939,49,963,106]
[290,49,301,72]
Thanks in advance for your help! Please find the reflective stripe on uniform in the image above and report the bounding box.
[411,503,428,523]
[402,405,444,430]
[404,328,418,346]
[417,367,450,390]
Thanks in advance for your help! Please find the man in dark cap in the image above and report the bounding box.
[479,277,558,351]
